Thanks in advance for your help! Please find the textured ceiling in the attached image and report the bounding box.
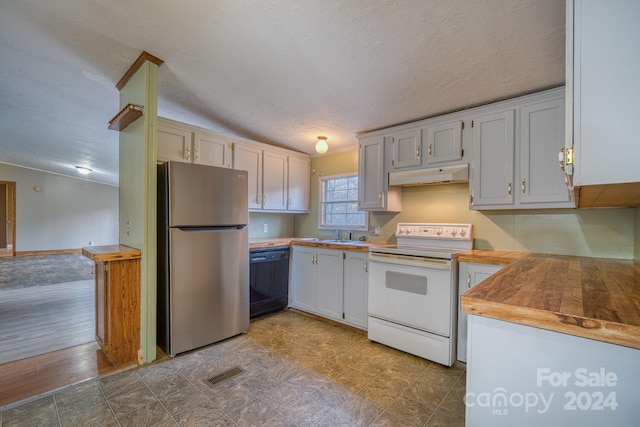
[0,0,565,186]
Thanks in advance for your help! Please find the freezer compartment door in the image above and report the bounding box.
[166,161,249,226]
[167,226,249,355]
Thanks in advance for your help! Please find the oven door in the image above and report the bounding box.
[368,252,453,337]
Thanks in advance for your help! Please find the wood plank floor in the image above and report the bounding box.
[0,280,94,364]
[0,253,128,409]
[0,342,121,408]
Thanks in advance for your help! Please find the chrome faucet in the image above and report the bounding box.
[331,228,339,239]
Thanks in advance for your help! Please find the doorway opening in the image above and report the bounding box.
[0,182,16,257]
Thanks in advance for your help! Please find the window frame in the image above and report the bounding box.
[317,172,369,231]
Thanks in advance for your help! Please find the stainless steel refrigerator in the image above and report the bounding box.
[157,161,249,356]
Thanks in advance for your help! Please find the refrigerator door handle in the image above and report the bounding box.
[175,225,247,232]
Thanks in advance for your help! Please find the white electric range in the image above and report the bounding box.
[367,222,473,366]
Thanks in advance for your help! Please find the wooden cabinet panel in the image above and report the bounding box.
[84,245,141,367]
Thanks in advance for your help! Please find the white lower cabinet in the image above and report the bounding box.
[343,251,369,329]
[289,246,316,312]
[457,262,502,362]
[290,246,369,329]
[314,249,345,321]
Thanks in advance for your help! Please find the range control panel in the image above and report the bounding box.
[395,223,472,241]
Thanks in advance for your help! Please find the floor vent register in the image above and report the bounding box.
[206,367,244,386]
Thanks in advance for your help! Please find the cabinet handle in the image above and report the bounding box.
[416,146,421,159]
[467,272,471,289]
[185,145,191,161]
[262,195,266,205]
[428,143,433,157]
[507,180,512,198]
[194,148,199,162]
[378,192,383,202]
[364,260,368,273]
[521,178,526,196]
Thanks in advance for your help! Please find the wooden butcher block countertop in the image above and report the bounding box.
[459,250,640,350]
[82,244,142,262]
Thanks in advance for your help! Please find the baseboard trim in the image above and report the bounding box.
[15,248,82,256]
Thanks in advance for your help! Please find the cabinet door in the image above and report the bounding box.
[262,150,288,211]
[193,132,230,168]
[457,262,502,362]
[95,261,109,353]
[470,110,515,208]
[232,143,263,210]
[315,248,344,321]
[391,129,422,170]
[288,156,310,212]
[343,251,368,329]
[290,247,316,312]
[520,99,571,205]
[570,0,640,187]
[425,120,463,165]
[358,137,384,210]
[157,123,192,163]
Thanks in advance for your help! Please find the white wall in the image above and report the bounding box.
[0,163,118,252]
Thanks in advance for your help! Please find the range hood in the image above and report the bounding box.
[388,164,469,186]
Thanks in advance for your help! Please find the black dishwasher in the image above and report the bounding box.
[249,246,290,318]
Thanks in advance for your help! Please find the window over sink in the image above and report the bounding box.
[318,174,368,230]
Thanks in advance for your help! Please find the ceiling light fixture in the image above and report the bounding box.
[315,136,328,154]
[75,166,92,175]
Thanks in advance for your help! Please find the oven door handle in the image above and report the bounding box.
[369,252,452,270]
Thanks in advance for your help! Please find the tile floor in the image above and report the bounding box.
[0,310,466,426]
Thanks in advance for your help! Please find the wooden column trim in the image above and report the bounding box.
[115,51,164,91]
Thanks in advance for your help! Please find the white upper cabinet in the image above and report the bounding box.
[470,110,516,208]
[157,118,309,213]
[358,136,401,212]
[287,156,310,212]
[391,129,422,170]
[470,89,573,210]
[389,122,464,171]
[232,142,263,210]
[157,122,192,164]
[425,120,464,165]
[157,119,230,168]
[520,98,571,206]
[262,150,288,211]
[193,132,230,168]
[232,143,309,213]
[565,0,640,207]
